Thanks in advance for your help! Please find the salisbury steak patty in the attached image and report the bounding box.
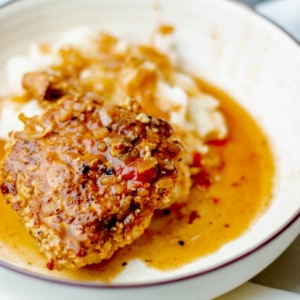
[0,94,183,270]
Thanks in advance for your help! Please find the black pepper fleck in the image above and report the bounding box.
[122,262,127,266]
[162,209,171,216]
[178,240,185,246]
[104,168,114,176]
[82,164,90,175]
[130,202,140,212]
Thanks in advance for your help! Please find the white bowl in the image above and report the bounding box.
[0,0,299,299]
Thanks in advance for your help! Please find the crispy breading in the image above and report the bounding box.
[0,95,183,270]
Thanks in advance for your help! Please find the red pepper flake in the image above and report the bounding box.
[193,170,210,189]
[207,139,227,146]
[122,167,136,180]
[218,160,226,171]
[190,152,211,189]
[117,160,157,183]
[211,198,219,204]
[46,260,54,271]
[224,224,230,228]
[169,202,186,220]
[188,210,200,224]
[192,152,202,167]
[116,157,140,178]
[137,167,156,182]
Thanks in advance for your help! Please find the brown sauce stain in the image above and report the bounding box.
[0,81,274,282]
[158,25,174,35]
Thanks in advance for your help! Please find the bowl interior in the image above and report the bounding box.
[0,0,300,285]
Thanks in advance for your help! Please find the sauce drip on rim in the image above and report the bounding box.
[0,81,274,282]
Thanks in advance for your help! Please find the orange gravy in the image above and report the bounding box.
[0,82,274,282]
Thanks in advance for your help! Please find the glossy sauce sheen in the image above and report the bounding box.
[0,82,274,282]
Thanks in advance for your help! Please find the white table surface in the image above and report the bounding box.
[0,0,299,299]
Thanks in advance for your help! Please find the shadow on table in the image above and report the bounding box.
[251,235,300,293]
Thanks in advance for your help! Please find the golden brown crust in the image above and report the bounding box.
[0,94,183,270]
[22,72,67,102]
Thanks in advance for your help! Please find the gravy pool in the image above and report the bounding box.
[0,81,274,282]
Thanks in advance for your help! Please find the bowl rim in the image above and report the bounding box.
[0,0,299,289]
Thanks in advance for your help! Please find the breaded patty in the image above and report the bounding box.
[0,94,183,270]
